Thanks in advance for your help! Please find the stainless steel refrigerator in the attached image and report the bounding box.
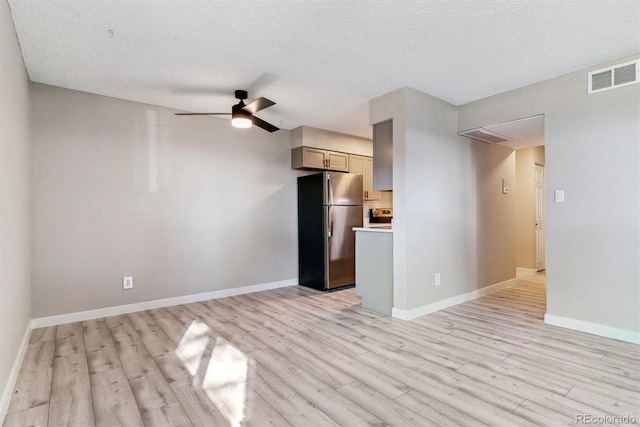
[297,172,363,290]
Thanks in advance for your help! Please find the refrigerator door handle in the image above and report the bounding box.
[328,205,333,238]
[328,177,334,206]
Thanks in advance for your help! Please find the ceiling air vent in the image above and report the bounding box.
[588,59,639,94]
[458,128,511,144]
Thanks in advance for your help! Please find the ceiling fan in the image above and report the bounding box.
[175,89,279,132]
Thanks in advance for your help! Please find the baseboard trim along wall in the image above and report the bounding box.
[391,278,517,321]
[516,267,538,277]
[544,314,640,345]
[31,278,298,328]
[0,322,32,424]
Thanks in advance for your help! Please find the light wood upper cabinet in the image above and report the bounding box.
[373,120,393,191]
[291,147,349,172]
[326,151,349,172]
[350,155,380,200]
[300,147,327,169]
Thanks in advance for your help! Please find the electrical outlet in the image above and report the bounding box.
[435,273,441,287]
[123,276,133,290]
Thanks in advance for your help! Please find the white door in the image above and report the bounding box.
[535,164,545,271]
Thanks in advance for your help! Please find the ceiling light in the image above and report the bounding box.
[231,110,252,129]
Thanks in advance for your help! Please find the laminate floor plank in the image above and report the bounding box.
[141,402,193,427]
[251,363,341,427]
[2,404,49,427]
[251,348,385,427]
[439,313,640,381]
[283,332,412,399]
[395,389,490,427]
[54,323,85,358]
[127,312,192,383]
[355,348,524,414]
[336,380,437,427]
[446,307,611,360]
[90,368,143,427]
[243,384,293,427]
[503,355,640,404]
[248,329,356,389]
[512,399,576,426]
[104,315,151,362]
[10,274,640,427]
[169,376,231,427]
[457,362,613,420]
[48,352,94,426]
[29,327,56,345]
[120,357,180,415]
[148,309,189,346]
[83,319,122,375]
[6,339,55,415]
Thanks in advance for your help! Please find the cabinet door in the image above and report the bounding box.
[365,157,380,200]
[373,120,392,190]
[303,147,328,169]
[349,155,365,176]
[349,155,368,199]
[350,155,379,200]
[327,151,349,172]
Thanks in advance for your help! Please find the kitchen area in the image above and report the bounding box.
[291,122,394,316]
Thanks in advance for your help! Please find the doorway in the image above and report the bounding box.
[469,114,547,278]
[534,163,546,271]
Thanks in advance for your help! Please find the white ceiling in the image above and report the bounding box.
[486,115,545,150]
[8,0,640,138]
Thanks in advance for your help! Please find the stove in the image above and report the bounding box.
[369,208,393,224]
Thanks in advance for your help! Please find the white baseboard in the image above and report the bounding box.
[516,267,538,277]
[31,278,298,328]
[0,322,32,424]
[392,278,517,321]
[544,314,640,344]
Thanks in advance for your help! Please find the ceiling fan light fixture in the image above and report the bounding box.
[176,89,278,132]
[231,110,252,128]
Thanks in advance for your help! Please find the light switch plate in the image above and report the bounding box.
[554,190,565,203]
[502,179,509,194]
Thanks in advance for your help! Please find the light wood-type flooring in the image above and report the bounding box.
[4,274,640,426]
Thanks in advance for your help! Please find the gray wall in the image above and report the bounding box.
[515,146,545,269]
[31,84,302,318]
[403,89,477,309]
[370,88,516,312]
[459,56,640,333]
[474,143,516,287]
[0,0,31,412]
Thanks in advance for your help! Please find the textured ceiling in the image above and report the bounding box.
[8,0,640,138]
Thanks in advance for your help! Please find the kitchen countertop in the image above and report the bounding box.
[353,224,393,233]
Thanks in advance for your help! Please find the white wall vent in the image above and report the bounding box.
[588,59,639,94]
[458,128,511,144]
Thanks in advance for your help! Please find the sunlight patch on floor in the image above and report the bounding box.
[176,320,210,376]
[203,337,249,427]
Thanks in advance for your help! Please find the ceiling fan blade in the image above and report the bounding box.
[251,116,280,133]
[174,112,230,116]
[241,97,275,115]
